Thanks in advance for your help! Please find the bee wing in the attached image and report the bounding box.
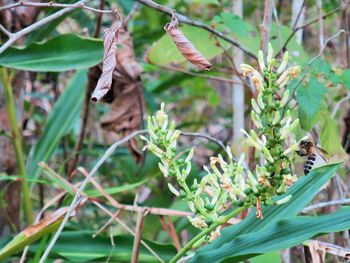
[314,148,328,166]
[315,146,328,156]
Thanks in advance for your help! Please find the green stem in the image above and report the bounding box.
[169,206,246,263]
[0,67,34,224]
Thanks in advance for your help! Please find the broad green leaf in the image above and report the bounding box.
[27,70,87,184]
[147,25,227,67]
[214,13,248,36]
[297,78,327,130]
[196,207,350,262]
[319,112,345,155]
[193,163,340,260]
[0,34,103,72]
[28,231,176,262]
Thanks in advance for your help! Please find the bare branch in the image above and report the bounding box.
[302,198,350,213]
[0,1,117,14]
[305,240,350,259]
[152,62,242,85]
[260,0,274,55]
[93,201,164,263]
[131,208,149,263]
[136,0,257,60]
[0,24,13,37]
[39,130,147,263]
[276,6,340,58]
[0,0,120,55]
[285,30,345,107]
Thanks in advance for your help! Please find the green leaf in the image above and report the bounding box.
[297,78,327,130]
[214,13,248,36]
[26,12,73,44]
[192,163,341,261]
[27,70,87,184]
[85,179,148,197]
[319,112,345,155]
[147,25,227,67]
[196,207,350,263]
[249,251,281,263]
[28,231,176,262]
[0,208,67,261]
[0,34,103,72]
[341,69,350,90]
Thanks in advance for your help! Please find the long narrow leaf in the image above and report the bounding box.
[194,206,350,262]
[27,70,87,184]
[192,163,341,261]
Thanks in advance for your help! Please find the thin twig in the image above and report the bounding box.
[124,2,140,24]
[93,210,121,238]
[275,6,341,58]
[0,24,13,37]
[285,30,346,108]
[305,240,350,259]
[260,0,274,55]
[302,198,350,213]
[316,0,325,50]
[154,63,242,85]
[0,0,119,55]
[332,92,350,118]
[93,201,164,263]
[180,131,227,154]
[131,208,149,263]
[39,130,147,263]
[0,0,85,54]
[0,1,117,14]
[136,0,257,60]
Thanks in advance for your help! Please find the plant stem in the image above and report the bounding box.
[0,67,34,224]
[169,206,245,263]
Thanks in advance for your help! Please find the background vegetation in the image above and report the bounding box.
[0,0,349,262]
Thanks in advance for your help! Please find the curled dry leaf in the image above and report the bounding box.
[164,12,212,71]
[89,25,145,163]
[91,21,122,102]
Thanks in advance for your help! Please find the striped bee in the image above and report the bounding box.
[296,140,328,175]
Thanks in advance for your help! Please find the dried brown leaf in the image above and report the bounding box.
[164,13,212,71]
[92,25,145,163]
[23,207,72,237]
[91,21,122,102]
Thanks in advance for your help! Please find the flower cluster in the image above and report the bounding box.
[240,44,301,212]
[142,105,250,240]
[142,44,302,241]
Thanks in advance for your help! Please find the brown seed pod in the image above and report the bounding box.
[164,12,212,71]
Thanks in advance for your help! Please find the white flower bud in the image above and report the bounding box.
[185,148,194,163]
[275,195,292,205]
[251,75,265,93]
[272,111,280,125]
[168,183,180,196]
[158,163,168,177]
[257,94,265,110]
[262,147,274,163]
[251,111,263,128]
[251,99,261,114]
[280,89,290,107]
[258,50,266,70]
[267,43,273,64]
[277,51,289,74]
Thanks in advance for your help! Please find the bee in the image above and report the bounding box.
[296,140,328,175]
